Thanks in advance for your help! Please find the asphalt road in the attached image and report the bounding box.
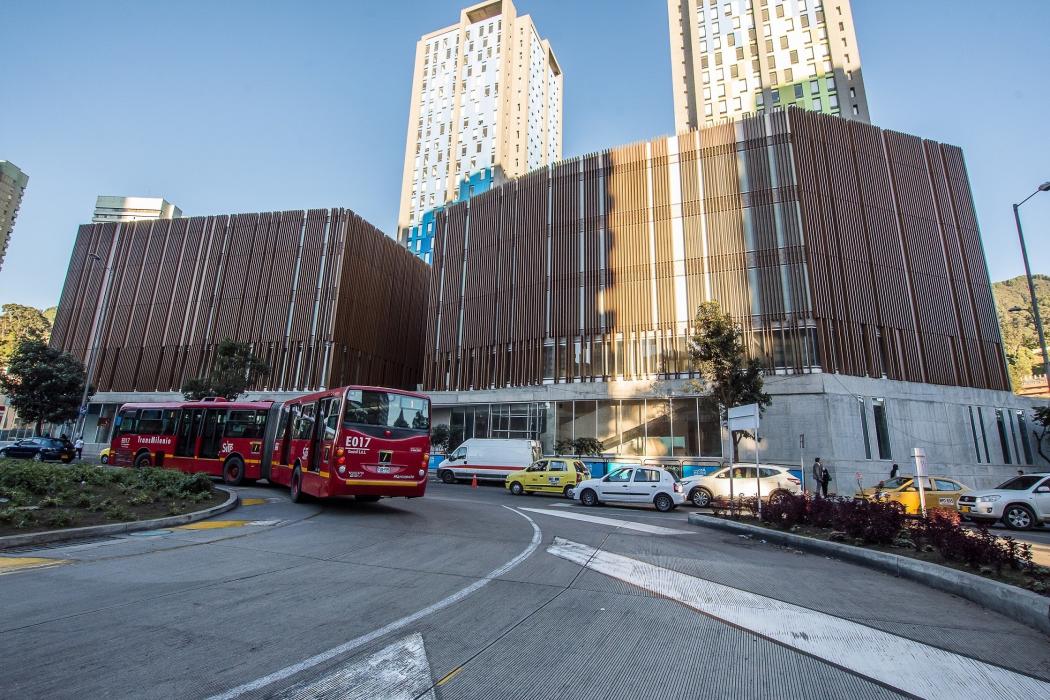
[1,479,1048,699]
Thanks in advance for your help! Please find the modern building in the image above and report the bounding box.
[397,0,563,262]
[422,107,1047,487]
[92,195,182,224]
[50,208,430,446]
[668,0,870,131]
[0,160,29,272]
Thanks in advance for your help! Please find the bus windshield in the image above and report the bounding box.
[343,389,429,431]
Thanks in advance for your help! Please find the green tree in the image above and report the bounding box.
[0,339,90,435]
[430,424,451,452]
[0,304,53,367]
[571,437,604,456]
[181,339,269,400]
[685,301,771,462]
[554,438,574,455]
[993,275,1049,393]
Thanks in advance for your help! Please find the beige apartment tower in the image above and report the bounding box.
[0,161,29,272]
[92,196,181,224]
[397,0,562,255]
[668,0,870,131]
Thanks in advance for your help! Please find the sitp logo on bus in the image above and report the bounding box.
[220,442,234,454]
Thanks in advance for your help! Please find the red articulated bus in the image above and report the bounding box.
[111,398,273,483]
[110,386,431,503]
[269,386,431,503]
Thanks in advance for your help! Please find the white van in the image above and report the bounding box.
[437,438,541,484]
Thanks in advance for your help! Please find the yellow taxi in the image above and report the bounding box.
[506,458,590,498]
[855,476,970,515]
[99,446,111,464]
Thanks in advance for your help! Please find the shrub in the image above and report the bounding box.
[764,493,807,530]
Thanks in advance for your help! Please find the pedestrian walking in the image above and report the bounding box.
[890,463,899,479]
[74,436,84,461]
[820,466,831,498]
[811,457,823,496]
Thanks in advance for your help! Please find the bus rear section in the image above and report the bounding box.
[270,386,430,502]
[111,399,273,484]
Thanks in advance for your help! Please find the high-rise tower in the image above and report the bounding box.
[668,0,870,131]
[0,161,29,272]
[397,0,562,262]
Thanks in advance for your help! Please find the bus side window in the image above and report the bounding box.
[118,410,138,434]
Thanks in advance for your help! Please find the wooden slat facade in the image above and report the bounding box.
[50,208,429,393]
[424,108,1007,392]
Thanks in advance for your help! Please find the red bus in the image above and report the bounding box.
[110,386,430,502]
[111,398,275,484]
[268,386,430,502]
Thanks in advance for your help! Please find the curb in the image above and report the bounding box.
[0,487,240,550]
[687,513,1050,637]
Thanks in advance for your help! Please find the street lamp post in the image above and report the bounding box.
[1012,182,1050,394]
[75,252,114,439]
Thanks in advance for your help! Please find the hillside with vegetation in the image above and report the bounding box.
[993,274,1050,392]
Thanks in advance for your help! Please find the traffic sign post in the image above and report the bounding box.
[728,404,761,517]
[800,433,806,495]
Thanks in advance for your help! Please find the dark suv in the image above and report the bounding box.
[0,438,75,463]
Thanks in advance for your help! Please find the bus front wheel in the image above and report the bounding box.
[223,457,245,486]
[290,466,305,503]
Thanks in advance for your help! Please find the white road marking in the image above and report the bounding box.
[276,633,434,700]
[517,508,694,535]
[547,538,1050,699]
[206,506,542,699]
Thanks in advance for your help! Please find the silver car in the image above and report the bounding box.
[956,472,1050,530]
[682,464,802,508]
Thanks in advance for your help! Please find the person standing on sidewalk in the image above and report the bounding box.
[811,457,823,497]
[820,465,831,498]
[74,436,84,461]
[890,463,899,479]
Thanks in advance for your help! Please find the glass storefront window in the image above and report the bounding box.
[698,398,722,456]
[644,399,672,456]
[619,400,645,456]
[572,400,597,442]
[597,401,617,452]
[671,398,699,456]
[556,402,574,448]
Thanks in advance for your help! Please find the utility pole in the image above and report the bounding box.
[1012,181,1050,394]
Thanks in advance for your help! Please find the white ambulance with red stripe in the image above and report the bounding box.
[436,438,541,484]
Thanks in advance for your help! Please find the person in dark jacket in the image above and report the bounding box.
[890,463,899,479]
[811,458,823,496]
[820,466,831,498]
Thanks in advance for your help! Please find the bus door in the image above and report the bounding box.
[175,409,204,460]
[199,408,228,468]
[317,396,339,473]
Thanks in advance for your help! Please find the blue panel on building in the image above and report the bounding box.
[406,168,496,264]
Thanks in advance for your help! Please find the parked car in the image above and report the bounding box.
[99,446,111,464]
[855,476,969,515]
[0,437,75,463]
[957,473,1050,530]
[681,464,801,507]
[572,466,684,512]
[505,458,589,498]
[436,438,541,484]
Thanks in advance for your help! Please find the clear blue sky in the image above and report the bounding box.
[2,0,1048,309]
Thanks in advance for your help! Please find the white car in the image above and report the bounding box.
[956,472,1050,530]
[572,466,684,512]
[682,464,802,507]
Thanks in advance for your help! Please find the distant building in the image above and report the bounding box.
[0,160,29,272]
[397,0,563,261]
[92,196,181,224]
[668,0,870,131]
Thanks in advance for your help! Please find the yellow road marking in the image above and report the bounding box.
[175,520,251,530]
[240,498,267,506]
[0,556,70,575]
[435,666,464,686]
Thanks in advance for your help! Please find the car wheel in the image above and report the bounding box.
[223,457,245,486]
[100,454,109,464]
[580,489,598,507]
[690,487,712,508]
[290,466,305,503]
[440,470,456,484]
[563,485,573,499]
[33,452,43,462]
[134,452,151,469]
[654,493,674,512]
[1003,505,1035,531]
[509,481,524,496]
[769,489,790,504]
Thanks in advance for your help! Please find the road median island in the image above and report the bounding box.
[0,460,238,549]
[688,511,1050,637]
